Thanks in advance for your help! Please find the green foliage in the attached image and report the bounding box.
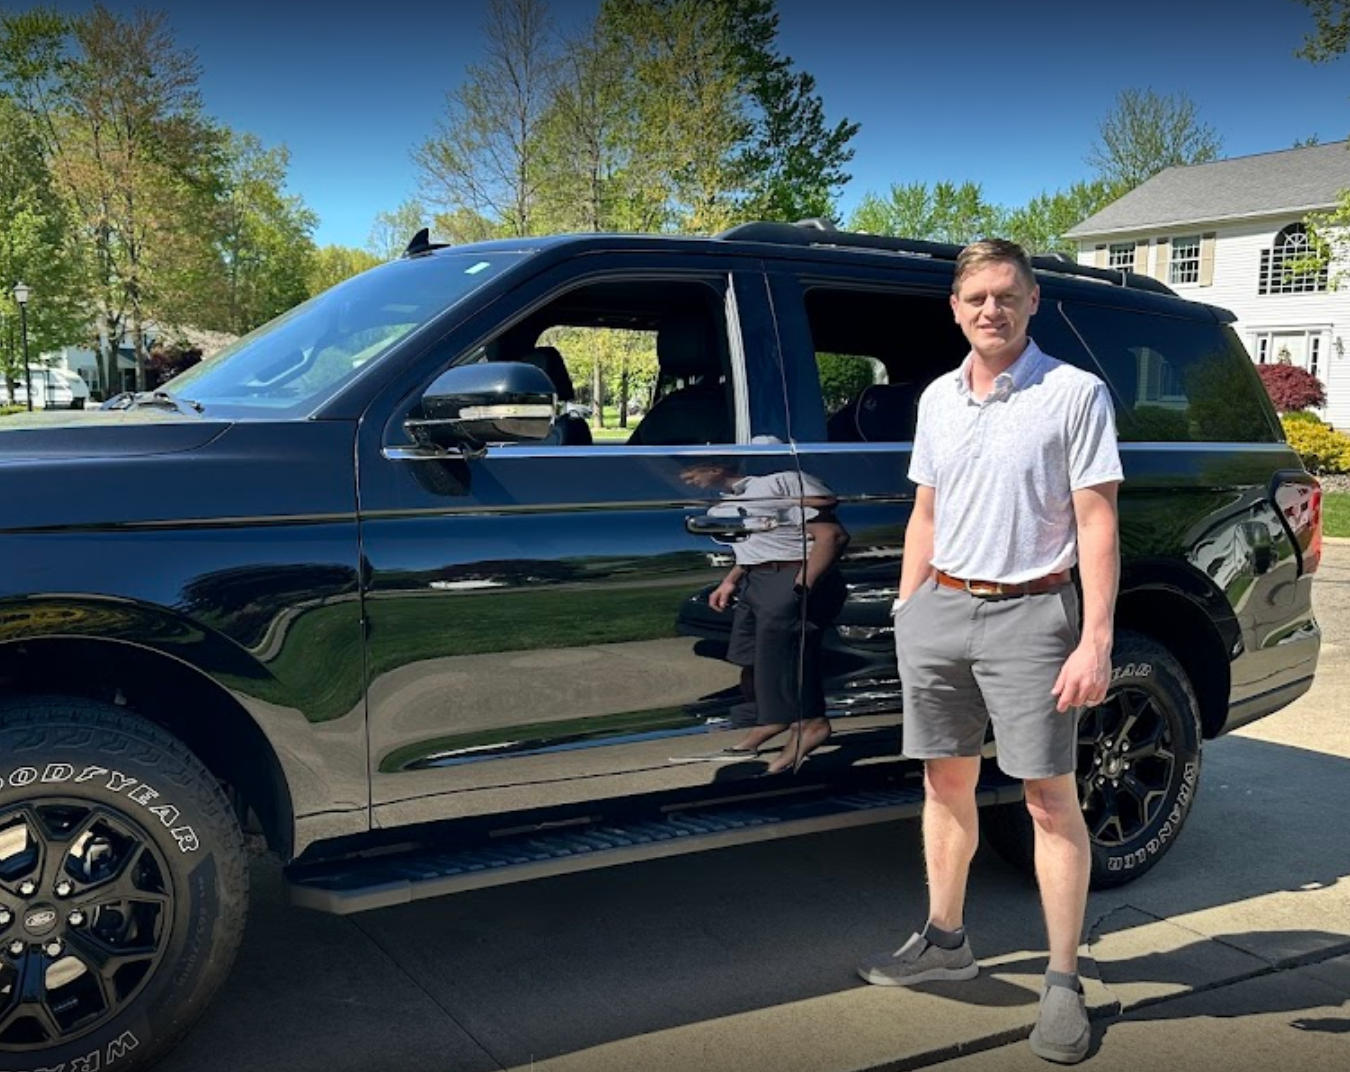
[1282,413,1350,473]
[1129,405,1192,442]
[1295,0,1350,62]
[368,199,428,260]
[1256,362,1326,411]
[308,245,382,294]
[1323,491,1350,537]
[1086,88,1221,191]
[1002,179,1124,255]
[816,353,877,413]
[1283,408,1325,425]
[1186,350,1277,442]
[847,181,1003,244]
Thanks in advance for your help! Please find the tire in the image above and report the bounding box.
[983,631,1203,889]
[0,697,248,1072]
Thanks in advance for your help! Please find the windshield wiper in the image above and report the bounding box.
[101,390,205,415]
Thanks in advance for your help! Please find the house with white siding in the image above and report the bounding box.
[1065,141,1350,427]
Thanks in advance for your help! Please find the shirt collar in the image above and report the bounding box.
[955,338,1045,403]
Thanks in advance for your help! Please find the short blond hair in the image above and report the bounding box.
[952,239,1035,294]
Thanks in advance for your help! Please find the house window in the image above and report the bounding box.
[1256,337,1269,364]
[1169,235,1201,285]
[1258,223,1328,295]
[1311,335,1322,380]
[1108,243,1134,270]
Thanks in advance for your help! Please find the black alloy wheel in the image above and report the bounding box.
[0,801,173,1048]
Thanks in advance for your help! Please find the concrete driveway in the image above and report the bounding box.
[157,545,1350,1072]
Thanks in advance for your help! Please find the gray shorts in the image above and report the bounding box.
[894,578,1082,780]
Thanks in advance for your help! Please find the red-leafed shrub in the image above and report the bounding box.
[1257,363,1326,412]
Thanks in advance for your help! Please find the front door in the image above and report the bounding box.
[355,257,816,828]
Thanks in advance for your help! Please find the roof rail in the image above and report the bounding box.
[715,220,1176,296]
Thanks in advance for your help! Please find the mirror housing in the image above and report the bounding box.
[405,362,556,453]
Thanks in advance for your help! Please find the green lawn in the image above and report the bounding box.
[1324,491,1350,538]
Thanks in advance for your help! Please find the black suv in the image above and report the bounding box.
[0,222,1321,1071]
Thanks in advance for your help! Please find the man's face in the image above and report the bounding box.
[950,260,1040,360]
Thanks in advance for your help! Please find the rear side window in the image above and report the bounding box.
[1059,303,1281,443]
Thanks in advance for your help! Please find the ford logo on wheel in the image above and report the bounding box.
[24,908,57,933]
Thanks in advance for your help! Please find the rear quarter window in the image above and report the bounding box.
[1034,300,1281,444]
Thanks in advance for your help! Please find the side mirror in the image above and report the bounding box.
[405,362,556,454]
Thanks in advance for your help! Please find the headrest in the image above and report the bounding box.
[515,346,575,402]
[856,382,923,443]
[657,316,718,379]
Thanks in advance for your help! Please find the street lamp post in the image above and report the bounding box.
[12,283,31,412]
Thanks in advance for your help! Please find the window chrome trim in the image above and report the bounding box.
[726,274,752,443]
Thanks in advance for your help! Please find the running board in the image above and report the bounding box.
[288,780,1024,915]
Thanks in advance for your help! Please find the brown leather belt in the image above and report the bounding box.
[932,567,1071,599]
[744,559,803,572]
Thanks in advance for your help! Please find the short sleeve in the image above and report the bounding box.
[1068,381,1124,490]
[908,389,937,487]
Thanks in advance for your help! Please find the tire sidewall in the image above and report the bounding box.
[0,710,239,1072]
[1087,641,1202,887]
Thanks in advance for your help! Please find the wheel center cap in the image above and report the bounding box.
[23,904,59,938]
[1102,754,1125,778]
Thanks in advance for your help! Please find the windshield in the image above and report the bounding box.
[166,252,526,417]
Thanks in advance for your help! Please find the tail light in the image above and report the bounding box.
[1274,478,1322,574]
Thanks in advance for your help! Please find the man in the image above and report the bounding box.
[678,453,848,773]
[856,239,1122,1065]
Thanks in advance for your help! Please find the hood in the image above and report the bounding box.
[0,409,230,460]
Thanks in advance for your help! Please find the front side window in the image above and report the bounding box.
[453,276,736,447]
[1169,235,1201,285]
[167,252,526,417]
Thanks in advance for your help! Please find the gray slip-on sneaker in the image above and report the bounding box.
[1029,982,1090,1064]
[856,931,978,986]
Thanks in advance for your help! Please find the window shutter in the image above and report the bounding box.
[1155,237,1170,282]
[1199,232,1216,286]
[1094,244,1107,268]
[1133,239,1149,274]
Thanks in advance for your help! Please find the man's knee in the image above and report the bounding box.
[924,758,980,803]
[1023,776,1082,834]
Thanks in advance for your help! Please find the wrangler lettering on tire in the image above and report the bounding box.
[0,698,247,1072]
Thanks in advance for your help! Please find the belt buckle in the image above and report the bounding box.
[964,578,1004,597]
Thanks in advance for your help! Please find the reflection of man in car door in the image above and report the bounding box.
[680,456,849,772]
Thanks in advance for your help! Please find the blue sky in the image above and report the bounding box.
[43,1,1350,248]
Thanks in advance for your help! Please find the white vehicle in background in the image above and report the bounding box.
[1,366,91,409]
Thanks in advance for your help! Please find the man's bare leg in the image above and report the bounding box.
[923,756,982,931]
[1024,774,1091,973]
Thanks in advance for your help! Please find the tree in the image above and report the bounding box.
[1086,88,1221,192]
[308,245,382,295]
[0,95,87,393]
[1003,179,1122,255]
[847,181,1004,244]
[724,0,858,224]
[1257,362,1326,412]
[414,0,558,237]
[1,4,220,393]
[1295,0,1350,61]
[601,0,749,233]
[1293,2,1350,286]
[368,198,428,260]
[196,131,316,334]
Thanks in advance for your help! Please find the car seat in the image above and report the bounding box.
[626,316,731,446]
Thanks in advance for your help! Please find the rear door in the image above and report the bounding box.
[767,261,969,762]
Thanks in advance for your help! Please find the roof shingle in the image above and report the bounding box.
[1064,141,1350,238]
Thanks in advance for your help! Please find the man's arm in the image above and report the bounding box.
[897,484,936,602]
[799,518,849,589]
[1052,481,1120,712]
